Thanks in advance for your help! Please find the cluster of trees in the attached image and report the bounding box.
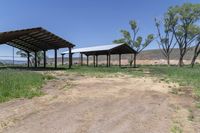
[16,50,45,66]
[114,3,200,68]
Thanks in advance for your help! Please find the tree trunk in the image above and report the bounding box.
[167,55,170,66]
[178,56,184,67]
[191,55,197,68]
[129,54,133,67]
[133,53,137,68]
[191,43,200,68]
[191,52,200,68]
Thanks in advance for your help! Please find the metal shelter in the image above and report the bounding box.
[0,27,75,68]
[61,43,137,67]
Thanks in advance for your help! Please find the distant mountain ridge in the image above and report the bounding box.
[138,47,199,60]
[0,60,26,65]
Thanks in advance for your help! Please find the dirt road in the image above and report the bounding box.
[0,72,199,133]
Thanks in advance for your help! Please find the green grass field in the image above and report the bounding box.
[144,65,200,98]
[0,69,50,103]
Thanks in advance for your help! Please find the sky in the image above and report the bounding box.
[0,0,199,60]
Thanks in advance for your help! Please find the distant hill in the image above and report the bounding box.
[0,60,26,65]
[137,47,199,60]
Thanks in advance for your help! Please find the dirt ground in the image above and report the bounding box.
[0,71,199,133]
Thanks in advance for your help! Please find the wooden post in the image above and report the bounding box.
[43,50,46,68]
[69,47,72,69]
[34,52,37,68]
[96,55,98,67]
[80,53,83,66]
[87,55,89,66]
[54,49,57,69]
[61,54,64,66]
[119,54,121,67]
[108,54,111,67]
[106,54,109,67]
[93,55,96,67]
[27,52,30,68]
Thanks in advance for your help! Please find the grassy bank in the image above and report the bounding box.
[0,69,48,103]
[146,65,200,98]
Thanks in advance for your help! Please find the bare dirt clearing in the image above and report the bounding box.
[0,71,199,133]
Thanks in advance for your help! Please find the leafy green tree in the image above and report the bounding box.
[114,20,154,67]
[167,3,200,67]
[16,50,45,66]
[16,50,33,66]
[155,16,177,65]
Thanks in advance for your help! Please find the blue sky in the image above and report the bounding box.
[0,0,199,60]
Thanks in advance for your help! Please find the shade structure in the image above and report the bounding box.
[61,43,137,67]
[0,27,74,52]
[62,43,137,55]
[0,27,75,69]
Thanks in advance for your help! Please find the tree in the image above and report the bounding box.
[191,35,200,67]
[113,20,154,67]
[155,16,177,65]
[167,3,200,67]
[16,50,45,66]
[36,52,44,66]
[16,50,33,66]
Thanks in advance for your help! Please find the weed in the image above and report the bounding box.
[171,125,182,133]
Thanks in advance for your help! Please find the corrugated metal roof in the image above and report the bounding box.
[62,43,124,54]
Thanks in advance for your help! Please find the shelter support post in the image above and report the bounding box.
[93,55,96,67]
[69,47,72,69]
[34,52,37,68]
[108,54,111,67]
[106,54,109,67]
[80,53,83,66]
[27,52,30,68]
[61,54,64,66]
[54,49,57,69]
[43,50,46,68]
[119,54,121,67]
[96,55,98,67]
[87,55,89,66]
